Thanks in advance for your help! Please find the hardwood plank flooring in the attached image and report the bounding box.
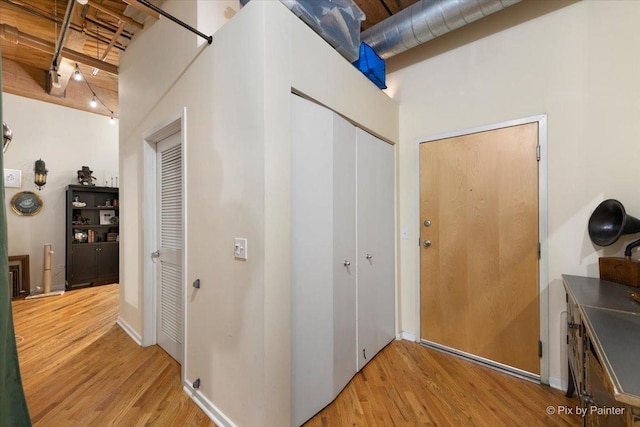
[12,284,214,427]
[305,341,581,427]
[12,285,580,426]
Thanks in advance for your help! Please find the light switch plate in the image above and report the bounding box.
[234,238,248,260]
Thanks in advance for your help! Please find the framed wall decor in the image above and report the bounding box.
[4,169,22,188]
[11,191,43,216]
[8,254,30,299]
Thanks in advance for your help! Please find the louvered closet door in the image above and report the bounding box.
[156,132,184,363]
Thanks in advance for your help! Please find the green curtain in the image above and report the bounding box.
[0,54,32,426]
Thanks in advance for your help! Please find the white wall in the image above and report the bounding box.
[387,0,640,389]
[118,1,398,426]
[2,93,118,292]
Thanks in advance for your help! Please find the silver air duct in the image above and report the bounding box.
[3,122,13,153]
[362,0,521,59]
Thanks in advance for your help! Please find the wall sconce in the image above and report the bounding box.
[34,159,48,190]
[2,122,12,153]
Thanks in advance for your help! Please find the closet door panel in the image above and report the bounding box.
[291,94,335,426]
[356,128,395,371]
[332,113,357,395]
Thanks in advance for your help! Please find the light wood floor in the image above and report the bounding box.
[13,285,580,426]
[12,284,214,427]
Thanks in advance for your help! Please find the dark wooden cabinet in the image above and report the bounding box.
[564,275,640,426]
[66,185,119,290]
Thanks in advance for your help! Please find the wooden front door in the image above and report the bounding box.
[419,123,540,375]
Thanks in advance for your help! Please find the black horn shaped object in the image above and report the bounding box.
[588,199,640,247]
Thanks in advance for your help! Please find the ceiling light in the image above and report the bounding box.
[73,64,82,81]
[77,0,88,5]
[90,96,97,108]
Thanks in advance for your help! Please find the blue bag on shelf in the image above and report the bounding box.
[352,42,386,89]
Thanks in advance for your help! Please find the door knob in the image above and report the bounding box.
[344,260,351,266]
[423,220,431,227]
[151,250,160,258]
[423,240,431,248]
[365,254,373,260]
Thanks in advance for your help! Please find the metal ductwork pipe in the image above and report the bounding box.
[362,0,522,59]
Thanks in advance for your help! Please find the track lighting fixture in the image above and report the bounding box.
[73,64,82,81]
[109,114,115,125]
[77,0,88,5]
[90,95,97,108]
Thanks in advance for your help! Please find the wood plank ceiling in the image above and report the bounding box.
[0,0,417,118]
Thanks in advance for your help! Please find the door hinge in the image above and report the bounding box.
[538,242,541,260]
[536,144,541,161]
[539,341,543,358]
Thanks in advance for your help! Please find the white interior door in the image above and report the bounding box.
[331,112,357,395]
[156,131,184,363]
[356,128,395,371]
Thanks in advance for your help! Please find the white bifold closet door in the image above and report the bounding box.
[356,128,395,370]
[291,94,395,427]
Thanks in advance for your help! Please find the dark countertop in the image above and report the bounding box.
[563,274,640,407]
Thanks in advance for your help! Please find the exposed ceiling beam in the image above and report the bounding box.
[2,57,118,117]
[122,0,160,20]
[1,24,119,75]
[88,0,143,30]
[49,32,88,97]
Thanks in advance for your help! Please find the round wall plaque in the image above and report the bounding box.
[11,191,43,216]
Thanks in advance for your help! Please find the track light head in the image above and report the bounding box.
[73,64,82,81]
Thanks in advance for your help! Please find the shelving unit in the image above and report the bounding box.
[65,185,119,290]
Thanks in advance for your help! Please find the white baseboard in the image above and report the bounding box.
[183,383,236,427]
[116,317,142,345]
[548,376,565,392]
[397,331,417,342]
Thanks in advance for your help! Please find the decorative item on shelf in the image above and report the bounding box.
[77,166,96,186]
[2,121,13,153]
[99,210,115,225]
[10,191,43,216]
[588,199,640,287]
[73,229,88,243]
[113,198,119,207]
[72,211,91,225]
[34,158,48,190]
[109,216,119,225]
[71,195,86,208]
